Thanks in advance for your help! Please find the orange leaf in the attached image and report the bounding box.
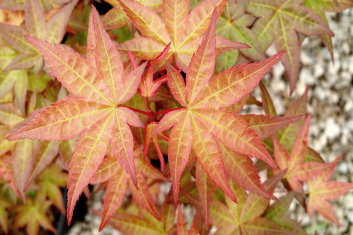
[156,11,282,204]
[8,7,146,225]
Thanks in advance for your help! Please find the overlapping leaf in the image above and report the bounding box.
[7,7,146,224]
[304,0,353,58]
[103,0,162,30]
[216,0,265,72]
[116,0,248,71]
[0,0,72,11]
[13,199,55,235]
[0,46,28,116]
[93,148,168,230]
[36,165,67,213]
[247,0,333,92]
[209,172,288,235]
[0,103,59,198]
[0,0,78,71]
[110,204,176,235]
[264,192,306,234]
[307,155,353,226]
[273,115,343,193]
[278,89,308,149]
[155,11,282,205]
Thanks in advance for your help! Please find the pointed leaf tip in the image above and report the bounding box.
[274,50,285,61]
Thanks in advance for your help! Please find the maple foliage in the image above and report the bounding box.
[216,0,266,72]
[7,5,149,225]
[13,199,56,235]
[155,10,283,205]
[0,0,78,71]
[90,147,168,230]
[307,155,353,226]
[114,0,249,70]
[210,172,292,235]
[304,0,353,58]
[0,0,351,234]
[246,0,333,92]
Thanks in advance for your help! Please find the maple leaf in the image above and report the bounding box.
[115,0,248,71]
[155,11,282,204]
[90,147,168,230]
[0,46,28,114]
[272,115,310,192]
[216,0,266,72]
[7,7,146,225]
[0,155,21,198]
[278,88,308,149]
[0,125,16,156]
[13,199,56,235]
[304,0,353,59]
[0,103,59,199]
[242,114,302,140]
[110,204,176,235]
[36,165,67,213]
[0,0,78,71]
[0,0,72,11]
[209,172,288,235]
[138,43,170,98]
[259,81,277,116]
[258,85,321,163]
[273,115,340,192]
[143,122,167,171]
[246,0,333,92]
[264,192,306,234]
[103,0,162,30]
[307,155,353,226]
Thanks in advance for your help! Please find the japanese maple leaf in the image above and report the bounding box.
[0,103,59,200]
[246,0,333,93]
[278,88,308,149]
[13,199,55,235]
[143,122,168,170]
[272,115,340,192]
[110,204,177,235]
[216,0,266,72]
[0,0,72,11]
[0,0,78,71]
[90,147,168,230]
[260,85,322,163]
[103,0,162,30]
[7,7,146,225]
[116,0,248,71]
[209,172,288,235]
[307,156,353,226]
[155,11,282,204]
[0,154,20,198]
[304,0,353,58]
[263,192,306,234]
[0,46,28,114]
[138,43,170,98]
[36,165,67,213]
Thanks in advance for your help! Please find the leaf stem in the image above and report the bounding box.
[154,108,181,116]
[126,107,154,118]
[125,107,182,119]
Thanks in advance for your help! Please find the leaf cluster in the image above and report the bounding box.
[0,0,352,234]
